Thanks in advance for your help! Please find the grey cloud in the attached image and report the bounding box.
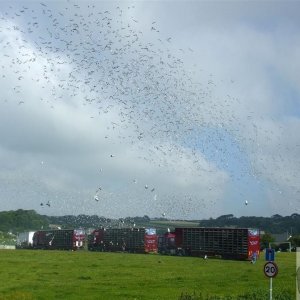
[0,1,299,218]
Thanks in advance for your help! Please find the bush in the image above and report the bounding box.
[178,289,294,300]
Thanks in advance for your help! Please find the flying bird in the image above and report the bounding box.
[0,1,274,220]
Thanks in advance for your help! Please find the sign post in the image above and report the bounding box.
[297,248,300,300]
[264,248,277,300]
[264,261,278,300]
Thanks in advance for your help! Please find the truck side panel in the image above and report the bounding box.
[174,227,253,260]
[248,229,260,259]
[33,229,85,250]
[88,228,158,253]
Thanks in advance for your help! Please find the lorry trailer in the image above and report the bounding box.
[159,227,260,260]
[32,229,85,250]
[88,227,158,253]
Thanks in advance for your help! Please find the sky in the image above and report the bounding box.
[0,0,299,219]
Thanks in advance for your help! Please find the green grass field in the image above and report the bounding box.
[0,250,296,300]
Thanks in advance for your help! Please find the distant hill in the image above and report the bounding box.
[198,213,300,234]
[0,210,299,235]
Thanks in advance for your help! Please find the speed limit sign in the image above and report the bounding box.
[264,261,278,278]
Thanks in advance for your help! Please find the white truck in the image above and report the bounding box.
[16,231,35,249]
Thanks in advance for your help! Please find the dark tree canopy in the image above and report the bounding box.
[0,210,299,235]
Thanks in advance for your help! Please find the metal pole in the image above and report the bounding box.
[270,277,273,300]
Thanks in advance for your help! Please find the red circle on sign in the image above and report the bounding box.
[263,261,278,278]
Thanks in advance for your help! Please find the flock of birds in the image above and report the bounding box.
[0,2,294,218]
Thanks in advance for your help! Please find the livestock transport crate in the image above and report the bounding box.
[175,227,259,260]
[88,227,158,253]
[33,229,85,250]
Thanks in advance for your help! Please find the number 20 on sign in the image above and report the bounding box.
[264,261,278,278]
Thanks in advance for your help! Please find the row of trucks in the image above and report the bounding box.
[16,227,260,260]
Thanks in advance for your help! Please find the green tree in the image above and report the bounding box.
[260,232,275,249]
[0,209,49,233]
[289,235,300,247]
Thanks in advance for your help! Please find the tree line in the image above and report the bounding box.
[198,213,300,234]
[0,209,299,235]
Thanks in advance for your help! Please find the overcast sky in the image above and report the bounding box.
[0,1,299,219]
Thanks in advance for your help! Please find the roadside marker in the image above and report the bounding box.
[263,249,278,300]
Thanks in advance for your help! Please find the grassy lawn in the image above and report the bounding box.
[0,250,296,300]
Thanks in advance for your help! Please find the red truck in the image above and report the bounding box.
[32,229,85,250]
[159,227,260,260]
[88,227,158,253]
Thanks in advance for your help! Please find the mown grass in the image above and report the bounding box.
[0,250,296,300]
